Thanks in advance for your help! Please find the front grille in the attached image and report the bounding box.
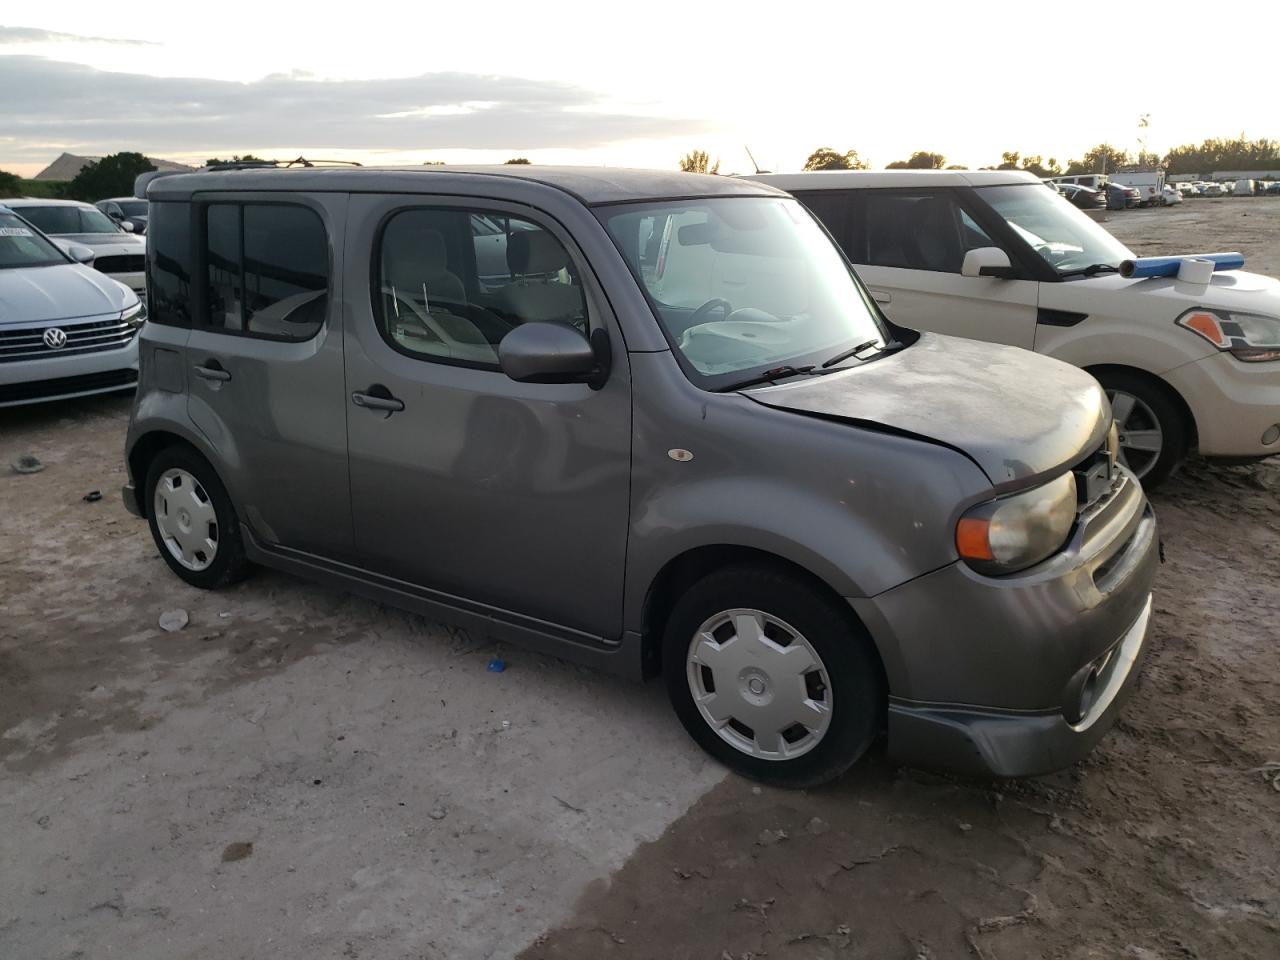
[0,368,137,404]
[94,254,146,274]
[0,317,140,364]
[1072,440,1120,511]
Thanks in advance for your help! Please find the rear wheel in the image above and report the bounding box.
[145,446,250,590]
[1095,369,1189,489]
[663,565,884,787]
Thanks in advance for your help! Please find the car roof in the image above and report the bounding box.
[745,169,1043,190]
[143,165,787,206]
[3,197,96,208]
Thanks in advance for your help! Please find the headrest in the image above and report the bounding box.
[507,230,568,276]
[384,227,451,290]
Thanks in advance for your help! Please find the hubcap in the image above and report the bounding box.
[686,608,833,761]
[1106,389,1163,479]
[153,468,219,572]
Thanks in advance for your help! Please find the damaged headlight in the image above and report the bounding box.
[1176,308,1280,363]
[955,472,1077,575]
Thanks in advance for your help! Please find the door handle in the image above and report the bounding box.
[193,362,231,382]
[869,289,893,305]
[352,386,405,415]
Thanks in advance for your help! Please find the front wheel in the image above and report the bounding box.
[1095,369,1190,489]
[663,565,884,787]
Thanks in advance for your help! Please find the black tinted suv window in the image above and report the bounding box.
[201,203,328,341]
[862,192,993,273]
[146,201,193,327]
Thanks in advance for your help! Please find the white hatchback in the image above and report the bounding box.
[748,170,1280,486]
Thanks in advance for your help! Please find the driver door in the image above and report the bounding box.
[838,189,1039,350]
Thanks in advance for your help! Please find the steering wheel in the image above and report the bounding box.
[688,298,732,325]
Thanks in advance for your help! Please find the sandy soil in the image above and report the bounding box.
[2,198,1278,960]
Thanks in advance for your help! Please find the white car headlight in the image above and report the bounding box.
[122,300,145,324]
[956,472,1077,575]
[1176,308,1280,363]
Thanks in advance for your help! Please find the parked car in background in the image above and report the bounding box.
[96,197,150,234]
[1233,179,1257,197]
[1160,184,1183,205]
[121,164,1158,785]
[1202,182,1226,197]
[1106,182,1142,210]
[750,169,1280,487]
[1109,171,1165,207]
[1059,183,1104,209]
[0,204,144,406]
[1047,174,1109,191]
[1264,181,1280,195]
[2,199,146,292]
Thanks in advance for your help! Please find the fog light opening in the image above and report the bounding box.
[1262,424,1280,446]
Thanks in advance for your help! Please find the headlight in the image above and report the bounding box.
[956,472,1077,575]
[1176,308,1280,363]
[122,300,145,325]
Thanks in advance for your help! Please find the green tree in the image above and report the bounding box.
[1162,135,1280,175]
[65,152,156,201]
[1065,143,1131,176]
[205,154,267,167]
[945,164,969,170]
[886,150,946,170]
[678,150,719,174]
[0,169,21,196]
[803,147,867,171]
[505,157,531,165]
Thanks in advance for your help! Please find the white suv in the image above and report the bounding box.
[749,170,1280,486]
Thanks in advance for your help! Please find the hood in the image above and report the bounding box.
[0,263,137,325]
[53,233,146,255]
[745,332,1108,488]
[1045,268,1280,323]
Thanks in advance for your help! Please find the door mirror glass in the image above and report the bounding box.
[961,246,1014,278]
[499,322,598,384]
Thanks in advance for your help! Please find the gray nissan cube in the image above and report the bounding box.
[121,165,1158,786]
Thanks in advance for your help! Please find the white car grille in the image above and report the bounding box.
[0,317,139,363]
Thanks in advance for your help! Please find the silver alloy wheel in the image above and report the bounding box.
[1106,389,1163,479]
[686,608,833,761]
[153,468,219,572]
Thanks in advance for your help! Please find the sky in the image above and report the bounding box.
[1,2,1275,178]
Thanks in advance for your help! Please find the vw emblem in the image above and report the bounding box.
[43,328,68,349]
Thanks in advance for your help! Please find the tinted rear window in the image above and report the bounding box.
[146,201,194,327]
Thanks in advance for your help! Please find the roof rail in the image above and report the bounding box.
[203,157,364,171]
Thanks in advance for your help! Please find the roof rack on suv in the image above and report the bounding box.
[203,157,364,171]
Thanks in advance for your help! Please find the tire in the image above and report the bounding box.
[663,564,884,788]
[1094,369,1190,490]
[145,445,250,590]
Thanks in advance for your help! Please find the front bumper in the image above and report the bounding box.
[0,333,140,407]
[1163,351,1280,458]
[851,468,1159,777]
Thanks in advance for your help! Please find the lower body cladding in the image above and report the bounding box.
[852,470,1159,777]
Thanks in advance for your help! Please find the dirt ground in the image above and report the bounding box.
[2,198,1279,960]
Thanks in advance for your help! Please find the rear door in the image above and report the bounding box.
[185,193,354,561]
[802,188,1040,350]
[342,194,632,640]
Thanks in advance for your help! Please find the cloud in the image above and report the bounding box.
[0,56,706,163]
[0,26,156,46]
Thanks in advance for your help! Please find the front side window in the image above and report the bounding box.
[0,212,67,269]
[376,208,587,368]
[861,192,995,273]
[201,203,328,341]
[974,183,1133,276]
[599,197,887,388]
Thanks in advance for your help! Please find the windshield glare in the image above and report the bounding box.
[0,213,69,269]
[975,184,1133,275]
[601,197,886,387]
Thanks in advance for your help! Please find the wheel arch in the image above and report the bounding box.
[639,544,889,697]
[127,429,218,519]
[1085,362,1199,449]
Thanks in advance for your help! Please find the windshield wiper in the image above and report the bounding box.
[1058,263,1120,278]
[821,338,887,369]
[717,364,816,392]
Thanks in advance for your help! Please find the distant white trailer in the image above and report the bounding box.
[1109,171,1166,206]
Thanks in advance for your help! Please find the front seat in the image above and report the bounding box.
[500,231,585,327]
[383,228,495,362]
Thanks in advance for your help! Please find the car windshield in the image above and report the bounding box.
[975,183,1134,275]
[117,200,148,217]
[0,212,68,269]
[18,205,122,235]
[599,197,888,388]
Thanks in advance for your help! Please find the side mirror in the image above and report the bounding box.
[52,238,96,264]
[961,246,1015,279]
[499,322,609,388]
[121,220,136,233]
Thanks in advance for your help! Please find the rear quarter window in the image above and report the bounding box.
[146,201,194,327]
